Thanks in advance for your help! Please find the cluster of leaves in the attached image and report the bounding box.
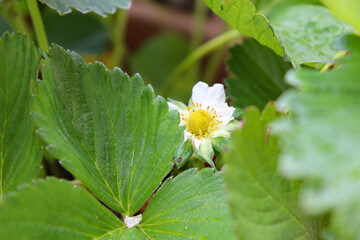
[0,0,360,239]
[0,33,236,239]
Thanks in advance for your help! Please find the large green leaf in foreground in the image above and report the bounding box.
[226,39,291,109]
[0,33,42,197]
[0,169,236,239]
[0,178,145,239]
[139,168,237,240]
[202,0,284,56]
[33,44,184,216]
[38,0,131,17]
[225,104,321,239]
[270,5,353,66]
[272,35,360,239]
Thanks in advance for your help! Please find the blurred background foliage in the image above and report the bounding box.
[1,0,231,103]
[0,0,352,103]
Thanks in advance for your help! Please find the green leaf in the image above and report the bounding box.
[0,177,146,239]
[270,5,353,66]
[32,44,184,216]
[0,32,42,197]
[202,0,284,56]
[139,168,237,240]
[38,0,131,17]
[321,0,360,32]
[0,169,237,239]
[43,10,108,54]
[225,104,322,239]
[226,39,292,109]
[272,35,360,239]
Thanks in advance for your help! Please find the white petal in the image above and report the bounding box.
[213,103,235,125]
[207,83,226,106]
[191,81,226,109]
[191,82,209,106]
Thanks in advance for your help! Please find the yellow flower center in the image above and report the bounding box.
[187,110,212,136]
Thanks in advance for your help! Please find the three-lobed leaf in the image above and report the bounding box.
[226,39,292,109]
[225,104,322,239]
[0,169,237,239]
[38,0,131,17]
[0,32,42,198]
[33,44,184,216]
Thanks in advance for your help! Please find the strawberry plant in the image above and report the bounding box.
[0,0,359,239]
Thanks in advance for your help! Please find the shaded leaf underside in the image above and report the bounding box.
[38,0,131,17]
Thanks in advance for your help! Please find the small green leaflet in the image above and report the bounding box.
[272,35,360,239]
[225,104,322,239]
[202,0,284,56]
[33,44,184,216]
[226,39,292,109]
[0,33,42,198]
[38,0,131,17]
[0,169,236,239]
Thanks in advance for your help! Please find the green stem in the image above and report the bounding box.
[161,29,241,96]
[26,0,49,51]
[190,0,207,50]
[320,50,348,73]
[110,10,128,68]
[188,0,207,79]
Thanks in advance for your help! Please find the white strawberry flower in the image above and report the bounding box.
[168,81,239,168]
